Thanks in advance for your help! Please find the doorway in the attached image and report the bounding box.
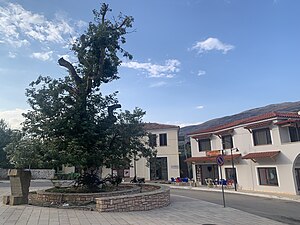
[150,157,168,180]
[197,164,218,184]
[225,168,238,183]
[295,168,300,192]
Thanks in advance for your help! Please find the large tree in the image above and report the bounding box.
[22,3,154,189]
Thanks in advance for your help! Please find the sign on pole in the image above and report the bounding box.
[216,155,224,166]
[216,155,226,207]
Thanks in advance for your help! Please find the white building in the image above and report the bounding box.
[187,112,300,195]
[102,123,180,181]
[131,123,180,181]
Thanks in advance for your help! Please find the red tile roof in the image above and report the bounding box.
[143,123,179,130]
[242,151,280,160]
[185,154,241,163]
[192,134,212,140]
[275,119,300,125]
[189,112,300,136]
[244,121,273,129]
[214,129,234,136]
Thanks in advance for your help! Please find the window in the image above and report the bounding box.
[225,168,237,183]
[253,128,272,146]
[289,126,300,142]
[148,134,157,147]
[159,133,167,146]
[222,135,233,149]
[257,167,278,186]
[198,139,211,151]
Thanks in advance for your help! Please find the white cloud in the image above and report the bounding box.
[76,20,88,28]
[31,51,53,61]
[6,38,30,48]
[0,3,84,48]
[161,121,203,128]
[198,70,206,76]
[122,59,181,78]
[192,37,234,54]
[149,81,167,88]
[8,51,17,58]
[196,105,204,109]
[0,108,27,130]
[58,54,71,62]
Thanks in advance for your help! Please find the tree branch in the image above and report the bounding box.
[58,57,82,85]
[108,104,121,119]
[108,104,121,116]
[116,17,129,30]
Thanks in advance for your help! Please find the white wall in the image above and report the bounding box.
[190,119,300,195]
[101,127,180,181]
[131,128,180,180]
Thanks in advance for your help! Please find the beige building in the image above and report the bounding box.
[187,112,300,195]
[102,123,180,181]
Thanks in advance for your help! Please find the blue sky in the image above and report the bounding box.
[0,0,300,128]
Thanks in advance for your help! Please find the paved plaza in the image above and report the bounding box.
[0,186,286,225]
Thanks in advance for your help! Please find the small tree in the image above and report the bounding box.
[22,3,154,190]
[103,108,155,170]
[0,119,13,168]
[4,133,45,169]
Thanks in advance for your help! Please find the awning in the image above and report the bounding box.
[244,121,273,130]
[185,154,241,164]
[242,151,280,162]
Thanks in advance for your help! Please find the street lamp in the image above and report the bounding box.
[134,153,137,178]
[230,147,239,191]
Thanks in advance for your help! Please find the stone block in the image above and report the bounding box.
[8,169,31,205]
[3,195,10,205]
[10,196,28,205]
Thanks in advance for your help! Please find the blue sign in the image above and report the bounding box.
[216,155,224,166]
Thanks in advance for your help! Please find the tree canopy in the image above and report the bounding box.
[20,3,154,187]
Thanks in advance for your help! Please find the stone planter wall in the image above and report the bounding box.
[36,185,141,204]
[0,169,8,179]
[30,169,55,179]
[96,184,170,212]
[0,169,55,180]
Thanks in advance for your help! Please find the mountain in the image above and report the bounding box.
[179,101,300,137]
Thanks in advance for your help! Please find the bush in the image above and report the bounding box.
[54,172,80,180]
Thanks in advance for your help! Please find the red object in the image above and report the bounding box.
[242,151,280,160]
[185,154,241,163]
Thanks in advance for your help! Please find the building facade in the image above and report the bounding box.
[132,123,180,181]
[187,112,300,195]
[102,123,180,181]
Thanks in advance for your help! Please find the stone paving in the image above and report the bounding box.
[0,186,286,225]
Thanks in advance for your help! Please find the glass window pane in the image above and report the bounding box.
[159,133,167,146]
[222,135,233,149]
[289,126,300,142]
[198,139,211,151]
[258,167,278,186]
[253,128,272,145]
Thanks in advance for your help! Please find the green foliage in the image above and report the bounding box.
[4,133,46,169]
[103,108,155,169]
[20,3,155,189]
[0,119,13,168]
[72,3,133,87]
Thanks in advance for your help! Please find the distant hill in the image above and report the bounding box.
[179,101,300,137]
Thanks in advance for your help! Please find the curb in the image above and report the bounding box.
[169,185,300,203]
